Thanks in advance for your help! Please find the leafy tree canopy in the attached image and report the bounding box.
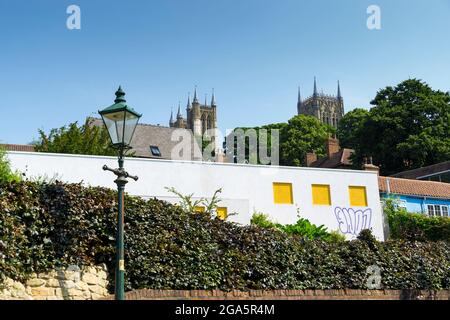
[228,115,334,166]
[34,118,117,156]
[338,79,450,175]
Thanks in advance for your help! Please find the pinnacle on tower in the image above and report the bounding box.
[297,86,302,104]
[169,108,174,125]
[186,92,191,109]
[211,88,216,106]
[313,77,318,97]
[177,102,182,119]
[204,94,208,107]
[337,81,342,100]
[193,86,198,103]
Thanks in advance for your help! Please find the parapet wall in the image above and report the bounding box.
[105,289,450,300]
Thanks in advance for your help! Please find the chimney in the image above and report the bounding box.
[325,136,340,158]
[362,156,380,174]
[306,152,317,167]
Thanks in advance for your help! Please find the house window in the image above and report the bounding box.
[428,205,449,217]
[273,182,293,204]
[434,205,442,217]
[217,207,228,220]
[311,184,331,205]
[150,145,161,157]
[442,206,449,217]
[427,204,435,216]
[398,200,407,209]
[348,186,368,207]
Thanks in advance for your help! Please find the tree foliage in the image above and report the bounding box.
[34,118,117,156]
[1,180,449,291]
[384,199,450,241]
[229,115,334,166]
[338,79,450,174]
[280,115,335,166]
[251,212,346,242]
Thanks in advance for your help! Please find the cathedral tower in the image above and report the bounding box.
[297,78,344,128]
[170,87,218,149]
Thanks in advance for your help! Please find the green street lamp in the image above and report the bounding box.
[99,86,142,300]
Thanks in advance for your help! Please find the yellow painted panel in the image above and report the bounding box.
[311,184,331,205]
[349,186,368,206]
[194,206,205,213]
[273,182,293,204]
[217,207,228,220]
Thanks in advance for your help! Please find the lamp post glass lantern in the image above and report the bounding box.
[99,86,141,300]
[99,86,141,150]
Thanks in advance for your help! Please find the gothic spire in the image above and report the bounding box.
[297,86,302,104]
[204,94,208,107]
[186,92,191,109]
[313,77,318,97]
[169,108,174,125]
[193,86,198,103]
[211,88,216,106]
[337,80,342,100]
[177,102,182,119]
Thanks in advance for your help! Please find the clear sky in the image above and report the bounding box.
[1,0,449,144]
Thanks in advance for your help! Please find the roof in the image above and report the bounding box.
[90,118,202,160]
[1,144,35,152]
[378,176,450,199]
[309,148,354,168]
[390,161,450,180]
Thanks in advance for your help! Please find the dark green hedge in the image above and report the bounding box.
[0,181,449,291]
[384,200,450,241]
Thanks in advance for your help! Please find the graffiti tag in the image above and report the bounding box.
[334,207,372,236]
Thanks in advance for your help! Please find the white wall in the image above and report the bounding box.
[7,151,385,240]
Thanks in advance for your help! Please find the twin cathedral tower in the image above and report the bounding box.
[169,79,344,137]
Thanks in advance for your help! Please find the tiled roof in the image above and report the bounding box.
[310,148,354,168]
[378,176,450,199]
[390,161,450,179]
[1,144,35,152]
[90,118,202,160]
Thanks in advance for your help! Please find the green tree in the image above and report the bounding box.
[336,108,369,149]
[226,122,287,165]
[34,118,118,156]
[338,79,450,175]
[280,115,335,166]
[228,115,333,166]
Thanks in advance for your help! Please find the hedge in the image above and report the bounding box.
[0,181,449,291]
[384,200,450,241]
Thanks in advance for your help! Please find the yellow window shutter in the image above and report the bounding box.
[273,182,293,204]
[311,184,331,205]
[349,186,368,206]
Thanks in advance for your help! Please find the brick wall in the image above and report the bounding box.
[104,289,449,300]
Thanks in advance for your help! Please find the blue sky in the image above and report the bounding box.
[1,0,449,144]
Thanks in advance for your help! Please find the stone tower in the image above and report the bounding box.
[297,77,344,128]
[170,87,218,148]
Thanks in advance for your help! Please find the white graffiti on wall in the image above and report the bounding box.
[334,207,372,236]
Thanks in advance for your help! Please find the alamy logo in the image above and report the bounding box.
[367,5,381,30]
[66,5,81,30]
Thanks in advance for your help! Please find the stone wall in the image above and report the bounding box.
[0,265,109,300]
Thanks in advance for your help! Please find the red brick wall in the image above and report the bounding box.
[104,289,449,300]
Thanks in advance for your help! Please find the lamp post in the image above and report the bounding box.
[99,86,142,300]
